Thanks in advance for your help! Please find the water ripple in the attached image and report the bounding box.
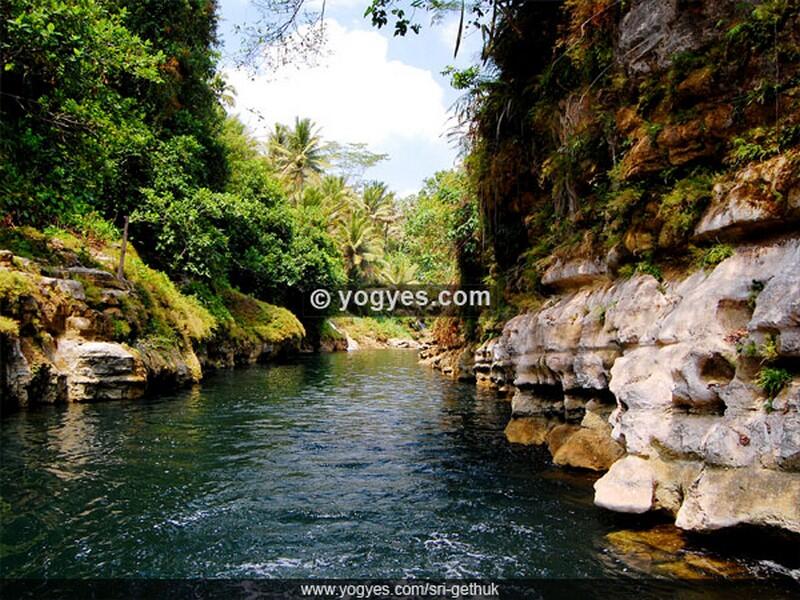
[1,351,795,583]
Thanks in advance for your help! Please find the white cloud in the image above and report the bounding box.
[306,0,366,9]
[224,19,451,148]
[437,16,461,50]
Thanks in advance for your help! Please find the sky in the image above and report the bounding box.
[217,0,483,196]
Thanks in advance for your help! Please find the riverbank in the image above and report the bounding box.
[319,316,420,352]
[421,231,800,537]
[0,226,305,408]
[0,225,429,409]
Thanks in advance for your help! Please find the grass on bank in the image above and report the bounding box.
[219,287,305,345]
[0,223,305,350]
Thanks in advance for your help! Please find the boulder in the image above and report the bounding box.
[65,316,93,338]
[545,424,581,455]
[552,428,624,471]
[40,276,86,301]
[387,338,420,349]
[604,525,749,579]
[66,266,126,290]
[675,466,800,533]
[136,340,203,387]
[504,417,553,446]
[594,456,655,513]
[55,340,146,402]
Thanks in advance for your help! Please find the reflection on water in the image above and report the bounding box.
[0,351,797,586]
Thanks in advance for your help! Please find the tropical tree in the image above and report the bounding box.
[0,0,164,223]
[302,175,357,224]
[399,170,476,284]
[335,209,384,284]
[379,254,419,286]
[360,181,398,241]
[268,117,329,199]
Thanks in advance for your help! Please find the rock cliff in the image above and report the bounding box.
[424,227,799,534]
[418,0,800,535]
[0,230,304,408]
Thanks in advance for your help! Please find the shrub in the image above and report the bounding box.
[111,318,132,342]
[320,319,346,342]
[737,339,759,358]
[760,334,780,363]
[330,316,413,343]
[66,212,119,243]
[0,271,33,303]
[657,172,714,247]
[636,260,663,281]
[0,316,20,336]
[692,243,734,271]
[133,185,344,308]
[603,187,644,237]
[0,226,52,261]
[757,367,792,400]
[74,276,103,306]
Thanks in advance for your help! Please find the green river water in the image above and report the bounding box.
[1,350,797,593]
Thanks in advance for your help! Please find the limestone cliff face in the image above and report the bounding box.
[423,0,800,534]
[425,228,799,534]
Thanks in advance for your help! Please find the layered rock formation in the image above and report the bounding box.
[418,0,800,535]
[425,229,800,533]
[0,241,303,407]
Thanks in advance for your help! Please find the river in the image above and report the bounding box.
[0,350,797,589]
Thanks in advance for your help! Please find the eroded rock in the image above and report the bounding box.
[55,340,146,402]
[594,455,655,513]
[552,428,624,471]
[465,236,800,534]
[675,467,800,533]
[541,257,608,289]
[504,417,553,445]
[694,154,800,241]
[617,0,739,76]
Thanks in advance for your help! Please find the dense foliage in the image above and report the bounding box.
[0,0,482,343]
[0,0,346,318]
[399,170,479,285]
[1,0,163,222]
[416,0,800,308]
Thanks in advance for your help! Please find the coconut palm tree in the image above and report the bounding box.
[379,254,419,286]
[360,181,398,241]
[318,175,356,223]
[336,209,384,283]
[269,117,329,200]
[300,175,358,227]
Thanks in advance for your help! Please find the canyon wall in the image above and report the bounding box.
[419,0,800,535]
[424,226,799,535]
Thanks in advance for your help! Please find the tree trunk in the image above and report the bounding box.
[117,215,129,281]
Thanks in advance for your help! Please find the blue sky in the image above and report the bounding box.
[217,0,483,196]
